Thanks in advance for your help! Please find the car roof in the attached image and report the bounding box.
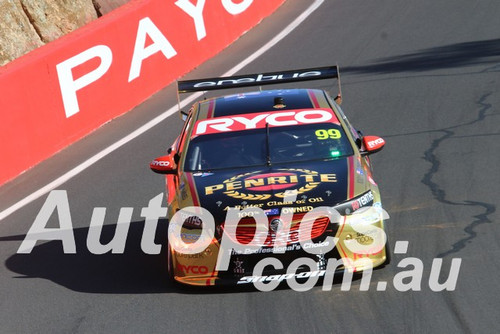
[194,88,332,120]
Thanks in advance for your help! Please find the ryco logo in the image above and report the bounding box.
[150,160,170,167]
[177,264,209,274]
[367,138,384,148]
[194,109,338,135]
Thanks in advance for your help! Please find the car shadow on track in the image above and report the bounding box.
[3,220,177,294]
[344,38,500,74]
[2,219,367,295]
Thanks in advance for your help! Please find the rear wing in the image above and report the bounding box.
[176,65,342,115]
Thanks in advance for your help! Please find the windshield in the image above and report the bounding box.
[184,123,354,171]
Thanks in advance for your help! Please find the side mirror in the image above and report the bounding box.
[150,155,177,174]
[355,130,364,148]
[361,136,385,155]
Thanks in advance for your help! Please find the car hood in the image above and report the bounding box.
[180,158,364,222]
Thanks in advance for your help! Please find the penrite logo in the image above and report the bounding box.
[204,169,337,200]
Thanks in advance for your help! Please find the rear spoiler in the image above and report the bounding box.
[176,65,342,117]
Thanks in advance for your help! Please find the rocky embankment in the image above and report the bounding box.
[0,0,128,66]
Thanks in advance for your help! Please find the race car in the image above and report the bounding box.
[150,66,389,287]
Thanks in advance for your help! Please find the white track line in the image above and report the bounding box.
[0,0,324,221]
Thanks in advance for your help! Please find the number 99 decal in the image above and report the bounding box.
[315,129,341,140]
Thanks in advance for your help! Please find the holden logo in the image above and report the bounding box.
[270,218,282,232]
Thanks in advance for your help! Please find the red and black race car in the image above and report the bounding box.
[150,66,389,286]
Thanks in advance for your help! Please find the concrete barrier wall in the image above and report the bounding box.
[0,0,285,186]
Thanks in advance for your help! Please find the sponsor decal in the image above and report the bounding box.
[180,232,202,242]
[345,232,374,246]
[175,247,212,258]
[233,258,245,275]
[232,243,301,255]
[177,264,209,274]
[178,213,203,228]
[192,70,323,89]
[281,206,314,214]
[302,240,330,250]
[205,169,337,201]
[150,160,170,167]
[179,66,339,93]
[308,197,325,203]
[366,138,385,149]
[351,191,374,211]
[227,201,322,213]
[237,269,327,285]
[193,108,338,136]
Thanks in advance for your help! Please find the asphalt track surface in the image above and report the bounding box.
[1,0,499,333]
